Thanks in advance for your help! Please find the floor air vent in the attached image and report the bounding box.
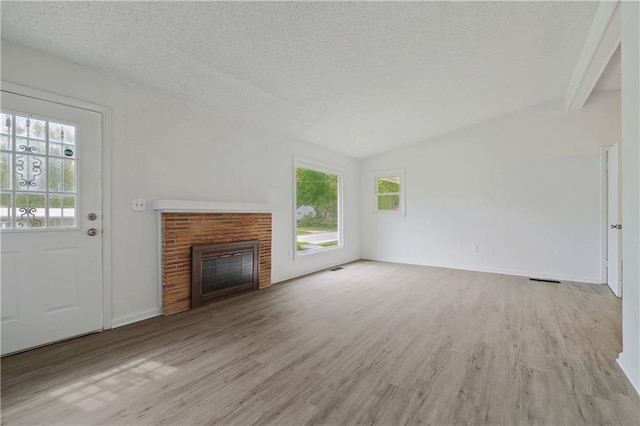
[529,278,561,284]
[330,267,344,272]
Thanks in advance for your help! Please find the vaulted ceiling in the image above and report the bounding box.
[594,45,621,93]
[1,1,600,158]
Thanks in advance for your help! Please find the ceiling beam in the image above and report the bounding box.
[565,1,621,110]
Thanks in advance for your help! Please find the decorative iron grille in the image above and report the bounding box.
[0,111,78,230]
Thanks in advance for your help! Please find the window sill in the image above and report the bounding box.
[295,244,344,258]
[372,210,405,216]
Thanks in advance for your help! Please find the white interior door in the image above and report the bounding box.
[607,143,622,297]
[1,90,103,355]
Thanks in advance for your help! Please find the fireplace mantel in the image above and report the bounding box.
[153,199,272,213]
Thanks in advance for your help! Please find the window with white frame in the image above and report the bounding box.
[294,159,342,254]
[0,111,78,230]
[373,169,405,214]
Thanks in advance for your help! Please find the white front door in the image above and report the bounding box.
[607,143,621,297]
[1,90,103,355]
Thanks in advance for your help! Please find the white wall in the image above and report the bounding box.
[1,40,361,326]
[360,91,620,284]
[619,0,640,394]
[2,19,638,393]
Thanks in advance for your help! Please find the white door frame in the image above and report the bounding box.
[1,81,113,330]
[600,146,610,285]
[601,144,624,296]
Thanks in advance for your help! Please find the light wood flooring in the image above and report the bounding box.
[2,260,639,425]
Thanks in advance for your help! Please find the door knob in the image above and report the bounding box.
[87,228,99,236]
[610,224,622,230]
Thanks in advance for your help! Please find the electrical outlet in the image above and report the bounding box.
[132,199,147,211]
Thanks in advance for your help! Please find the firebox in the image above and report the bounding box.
[191,240,259,308]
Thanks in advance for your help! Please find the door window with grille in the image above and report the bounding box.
[0,111,78,230]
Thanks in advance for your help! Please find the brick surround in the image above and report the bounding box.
[162,213,272,314]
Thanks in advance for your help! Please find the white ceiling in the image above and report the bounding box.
[593,44,621,93]
[1,1,599,158]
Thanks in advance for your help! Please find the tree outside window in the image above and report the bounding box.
[295,164,342,253]
[373,169,405,215]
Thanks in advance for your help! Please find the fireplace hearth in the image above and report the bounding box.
[191,240,259,308]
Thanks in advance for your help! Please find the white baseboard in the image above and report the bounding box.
[110,256,600,329]
[272,256,361,284]
[360,255,602,284]
[618,352,640,396]
[111,307,162,328]
[111,258,362,328]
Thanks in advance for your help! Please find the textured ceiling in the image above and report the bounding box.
[1,1,598,158]
[593,44,621,93]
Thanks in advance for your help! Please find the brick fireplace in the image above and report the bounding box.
[155,200,272,315]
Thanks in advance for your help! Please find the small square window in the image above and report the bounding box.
[373,169,405,214]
